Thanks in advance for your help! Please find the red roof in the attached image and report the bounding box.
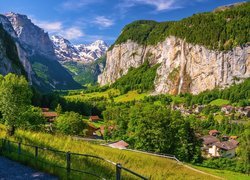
[214,140,238,150]
[108,140,129,149]
[209,130,220,136]
[41,108,49,112]
[89,116,100,121]
[42,112,58,118]
[201,135,220,145]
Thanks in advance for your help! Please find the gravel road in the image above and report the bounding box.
[0,157,57,180]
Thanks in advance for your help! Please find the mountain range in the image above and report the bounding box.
[0,12,108,92]
[0,2,249,94]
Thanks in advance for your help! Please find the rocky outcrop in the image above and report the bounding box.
[6,12,55,57]
[98,36,250,94]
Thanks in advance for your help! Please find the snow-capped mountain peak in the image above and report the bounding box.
[50,35,108,63]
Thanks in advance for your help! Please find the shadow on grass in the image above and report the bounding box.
[0,139,119,180]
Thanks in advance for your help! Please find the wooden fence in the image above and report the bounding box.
[0,138,148,180]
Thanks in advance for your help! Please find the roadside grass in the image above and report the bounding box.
[191,165,250,180]
[114,91,148,102]
[84,119,105,128]
[209,99,230,106]
[0,124,218,180]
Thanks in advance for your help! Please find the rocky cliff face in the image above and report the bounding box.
[98,36,250,94]
[6,12,55,57]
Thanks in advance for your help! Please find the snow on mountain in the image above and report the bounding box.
[51,35,108,64]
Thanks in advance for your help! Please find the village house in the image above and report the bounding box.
[86,124,100,137]
[89,115,101,122]
[42,111,58,122]
[41,108,57,122]
[108,140,129,149]
[98,125,115,136]
[194,105,206,113]
[208,140,239,158]
[221,105,234,114]
[209,129,220,136]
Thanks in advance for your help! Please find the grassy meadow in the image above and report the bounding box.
[0,124,221,180]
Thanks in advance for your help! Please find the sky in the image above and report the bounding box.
[0,0,246,45]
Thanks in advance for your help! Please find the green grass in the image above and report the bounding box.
[84,120,105,128]
[65,89,149,103]
[65,88,120,100]
[114,91,148,102]
[209,99,230,106]
[0,124,220,180]
[191,165,250,180]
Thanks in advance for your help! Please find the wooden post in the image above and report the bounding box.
[66,151,71,174]
[7,140,10,152]
[116,163,122,180]
[18,142,21,155]
[35,146,38,158]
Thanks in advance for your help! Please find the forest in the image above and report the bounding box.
[112,2,250,51]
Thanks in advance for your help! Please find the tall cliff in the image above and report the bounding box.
[98,2,250,95]
[2,12,81,92]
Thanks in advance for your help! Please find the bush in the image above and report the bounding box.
[55,112,87,135]
[20,106,45,131]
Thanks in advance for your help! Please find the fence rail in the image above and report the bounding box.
[0,138,148,180]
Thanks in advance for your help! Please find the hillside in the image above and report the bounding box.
[99,2,250,95]
[0,24,26,76]
[0,125,226,179]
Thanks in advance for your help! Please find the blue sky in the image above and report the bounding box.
[0,0,246,45]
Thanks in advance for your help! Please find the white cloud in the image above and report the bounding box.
[93,16,114,28]
[61,0,102,10]
[135,0,177,11]
[33,20,63,32]
[60,27,85,40]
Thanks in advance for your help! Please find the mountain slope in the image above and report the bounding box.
[99,2,250,95]
[4,13,81,92]
[50,35,108,85]
[0,24,25,76]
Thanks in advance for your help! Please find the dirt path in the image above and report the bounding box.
[0,157,57,180]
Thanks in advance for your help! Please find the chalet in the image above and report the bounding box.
[42,111,58,122]
[243,106,250,117]
[86,124,99,137]
[209,130,220,136]
[221,135,229,141]
[108,140,129,149]
[99,125,115,136]
[229,136,238,140]
[208,140,239,158]
[194,105,205,113]
[89,116,100,122]
[221,105,234,114]
[41,108,49,112]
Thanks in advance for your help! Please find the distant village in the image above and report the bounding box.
[41,104,249,158]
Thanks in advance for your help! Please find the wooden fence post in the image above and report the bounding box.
[18,142,21,155]
[66,151,71,174]
[35,146,38,158]
[7,140,10,152]
[116,163,122,180]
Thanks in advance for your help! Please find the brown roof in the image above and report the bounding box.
[201,135,220,145]
[42,112,58,118]
[88,123,99,130]
[214,140,238,150]
[89,116,100,120]
[209,130,220,135]
[41,108,49,112]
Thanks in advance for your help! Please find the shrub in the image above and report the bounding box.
[55,112,87,135]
